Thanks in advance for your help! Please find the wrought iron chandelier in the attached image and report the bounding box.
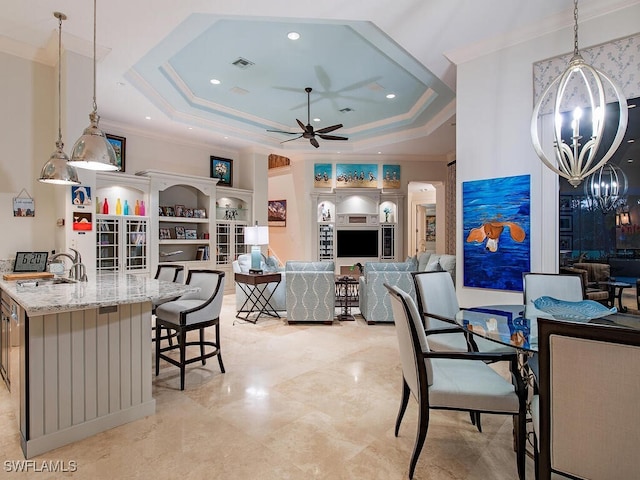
[530,0,628,187]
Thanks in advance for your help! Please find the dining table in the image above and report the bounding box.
[454,304,640,353]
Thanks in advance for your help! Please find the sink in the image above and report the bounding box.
[16,277,77,287]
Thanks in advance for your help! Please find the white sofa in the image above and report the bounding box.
[232,254,286,312]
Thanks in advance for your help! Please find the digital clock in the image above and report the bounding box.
[13,251,49,273]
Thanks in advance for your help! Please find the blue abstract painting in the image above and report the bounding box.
[463,175,530,291]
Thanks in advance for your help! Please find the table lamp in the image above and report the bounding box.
[244,222,269,274]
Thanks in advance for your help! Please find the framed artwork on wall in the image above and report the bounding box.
[463,174,530,291]
[559,235,573,251]
[314,163,332,188]
[382,165,401,189]
[71,186,92,206]
[559,215,573,232]
[105,134,126,172]
[426,215,436,241]
[210,156,232,187]
[335,164,377,188]
[73,212,92,231]
[268,200,286,227]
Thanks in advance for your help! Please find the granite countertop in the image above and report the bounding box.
[0,273,195,316]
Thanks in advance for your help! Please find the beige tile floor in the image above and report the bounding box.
[0,294,538,479]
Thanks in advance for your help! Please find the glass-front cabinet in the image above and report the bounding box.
[381,223,395,260]
[318,224,334,261]
[96,216,148,272]
[215,187,253,293]
[95,172,150,274]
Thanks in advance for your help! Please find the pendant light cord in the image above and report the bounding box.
[573,0,579,56]
[55,12,64,146]
[92,0,97,114]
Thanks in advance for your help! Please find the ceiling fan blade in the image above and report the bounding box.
[315,124,343,134]
[310,137,320,148]
[296,118,307,132]
[267,129,299,135]
[318,134,348,141]
[280,135,303,144]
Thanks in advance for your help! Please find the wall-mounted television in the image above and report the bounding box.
[336,229,379,257]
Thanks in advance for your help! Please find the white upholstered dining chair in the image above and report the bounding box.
[385,283,527,480]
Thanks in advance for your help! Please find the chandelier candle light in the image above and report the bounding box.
[38,12,80,186]
[69,0,119,171]
[244,222,269,274]
[530,0,628,187]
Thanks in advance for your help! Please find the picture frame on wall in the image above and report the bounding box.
[210,156,232,187]
[105,134,126,172]
[268,200,287,227]
[382,165,401,189]
[559,215,573,232]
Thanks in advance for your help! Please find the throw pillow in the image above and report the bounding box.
[418,252,432,272]
[425,254,441,272]
[425,260,443,272]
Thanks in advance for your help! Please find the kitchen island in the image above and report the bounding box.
[0,273,191,458]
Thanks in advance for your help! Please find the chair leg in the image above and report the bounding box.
[395,377,411,437]
[516,410,526,480]
[215,322,225,373]
[408,389,429,480]
[475,411,482,432]
[155,324,161,376]
[200,327,206,365]
[179,328,186,391]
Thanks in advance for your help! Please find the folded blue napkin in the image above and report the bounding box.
[533,296,617,320]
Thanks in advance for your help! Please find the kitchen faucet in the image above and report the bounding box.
[49,248,88,282]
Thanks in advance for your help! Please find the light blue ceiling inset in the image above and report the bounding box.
[129,14,455,142]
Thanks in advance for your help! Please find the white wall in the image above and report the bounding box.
[455,3,640,307]
[0,51,59,259]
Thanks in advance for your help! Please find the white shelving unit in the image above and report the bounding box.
[310,189,404,266]
[95,172,151,275]
[137,170,217,276]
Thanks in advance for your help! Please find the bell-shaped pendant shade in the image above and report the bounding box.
[38,11,80,186]
[40,140,80,185]
[69,111,119,171]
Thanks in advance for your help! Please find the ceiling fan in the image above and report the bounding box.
[268,87,348,148]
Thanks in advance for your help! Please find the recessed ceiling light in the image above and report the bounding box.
[188,127,193,130]
[145,116,151,120]
[628,158,634,163]
[287,32,300,40]
[386,93,396,99]
[313,118,321,122]
[377,151,382,154]
[628,139,635,143]
[210,78,221,85]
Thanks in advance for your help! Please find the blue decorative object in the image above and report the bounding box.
[533,296,617,321]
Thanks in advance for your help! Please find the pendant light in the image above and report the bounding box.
[69,0,119,171]
[584,163,628,212]
[530,0,628,187]
[38,12,80,185]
